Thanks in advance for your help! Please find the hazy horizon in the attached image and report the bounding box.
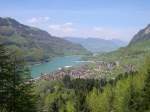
[0,0,150,42]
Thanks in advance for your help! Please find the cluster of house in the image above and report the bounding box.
[94,61,119,71]
[123,64,136,74]
[31,60,136,82]
[37,65,89,81]
[34,61,117,81]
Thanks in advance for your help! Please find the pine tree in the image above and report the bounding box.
[0,44,36,112]
[141,69,150,111]
[128,72,139,112]
[0,44,13,112]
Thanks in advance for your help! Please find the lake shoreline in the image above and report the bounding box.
[30,55,84,78]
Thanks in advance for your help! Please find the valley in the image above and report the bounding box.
[0,17,90,63]
[31,24,150,112]
[1,3,150,111]
[65,37,127,53]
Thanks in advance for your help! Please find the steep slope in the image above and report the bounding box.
[65,37,127,53]
[0,17,89,62]
[129,24,150,45]
[127,24,150,54]
[107,24,150,60]
[86,24,150,66]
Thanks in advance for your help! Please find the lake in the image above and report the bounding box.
[31,56,82,78]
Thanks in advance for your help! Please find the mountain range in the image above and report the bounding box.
[65,37,127,53]
[0,17,89,63]
[1,17,149,64]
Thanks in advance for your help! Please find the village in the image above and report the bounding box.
[32,60,136,82]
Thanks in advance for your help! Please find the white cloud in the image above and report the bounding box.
[47,24,137,41]
[25,17,138,41]
[64,22,73,26]
[91,27,121,39]
[71,26,137,41]
[48,22,75,36]
[27,16,50,24]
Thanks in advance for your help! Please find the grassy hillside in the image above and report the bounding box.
[0,17,89,63]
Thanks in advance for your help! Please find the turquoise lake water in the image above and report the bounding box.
[31,56,82,78]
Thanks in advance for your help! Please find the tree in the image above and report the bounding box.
[62,75,71,88]
[128,57,150,112]
[0,44,12,112]
[0,44,36,112]
[140,69,150,111]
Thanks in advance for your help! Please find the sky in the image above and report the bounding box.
[0,0,150,42]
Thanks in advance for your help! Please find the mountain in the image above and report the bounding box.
[95,24,150,63]
[127,24,150,54]
[0,17,89,63]
[129,24,150,45]
[65,37,127,53]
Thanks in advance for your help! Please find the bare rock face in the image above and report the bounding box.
[129,24,150,45]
